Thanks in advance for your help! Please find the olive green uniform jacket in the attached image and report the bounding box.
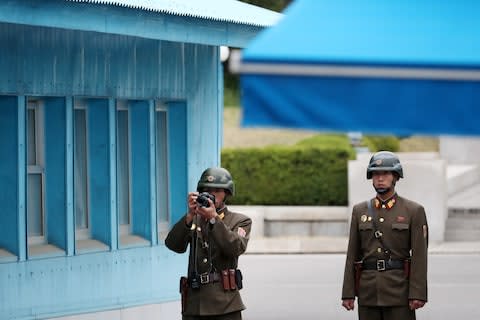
[165,207,252,316]
[342,195,428,306]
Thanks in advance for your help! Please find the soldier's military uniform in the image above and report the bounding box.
[342,152,428,320]
[165,168,252,320]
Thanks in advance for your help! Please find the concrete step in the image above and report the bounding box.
[245,236,480,254]
[445,230,480,242]
[263,206,349,237]
[445,215,480,230]
[447,164,480,196]
[445,211,480,241]
[448,182,480,212]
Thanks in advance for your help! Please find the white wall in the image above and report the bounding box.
[348,152,447,242]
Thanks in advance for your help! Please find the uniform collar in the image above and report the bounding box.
[374,193,397,209]
[216,206,226,220]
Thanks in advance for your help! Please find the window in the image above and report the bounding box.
[155,102,169,237]
[74,99,89,240]
[26,100,45,245]
[116,100,131,236]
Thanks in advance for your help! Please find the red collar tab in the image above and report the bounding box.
[375,195,397,209]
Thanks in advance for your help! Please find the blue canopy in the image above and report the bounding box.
[240,0,480,136]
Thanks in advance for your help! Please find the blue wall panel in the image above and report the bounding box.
[0,17,222,320]
[0,96,19,255]
[184,44,223,186]
[0,246,187,319]
[88,100,112,247]
[130,101,152,240]
[167,102,188,224]
[0,23,186,99]
[44,97,67,250]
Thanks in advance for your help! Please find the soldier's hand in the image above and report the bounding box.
[342,299,355,311]
[409,299,425,310]
[185,192,199,225]
[196,198,216,220]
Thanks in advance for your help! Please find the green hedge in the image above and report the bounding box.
[221,145,355,206]
[362,135,400,152]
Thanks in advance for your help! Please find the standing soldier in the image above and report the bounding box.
[165,167,252,320]
[341,151,428,320]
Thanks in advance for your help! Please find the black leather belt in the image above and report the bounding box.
[362,259,405,271]
[188,272,221,286]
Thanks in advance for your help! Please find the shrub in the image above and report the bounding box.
[362,135,400,152]
[221,144,355,206]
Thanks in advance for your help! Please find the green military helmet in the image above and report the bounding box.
[366,151,403,179]
[197,167,235,196]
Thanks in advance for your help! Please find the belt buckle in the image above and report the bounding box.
[377,259,386,271]
[200,273,210,284]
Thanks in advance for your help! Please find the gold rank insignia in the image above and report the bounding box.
[361,215,367,222]
[375,196,397,209]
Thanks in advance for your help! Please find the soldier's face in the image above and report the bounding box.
[372,171,396,194]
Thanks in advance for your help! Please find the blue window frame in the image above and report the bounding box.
[155,102,170,237]
[26,100,45,245]
[74,99,90,239]
[116,100,131,236]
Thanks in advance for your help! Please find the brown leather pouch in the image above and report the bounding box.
[222,270,230,290]
[229,269,237,290]
[404,259,411,278]
[179,276,188,312]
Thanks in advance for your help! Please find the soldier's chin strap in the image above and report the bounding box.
[375,187,391,195]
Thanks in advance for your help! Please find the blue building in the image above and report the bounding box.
[0,1,279,319]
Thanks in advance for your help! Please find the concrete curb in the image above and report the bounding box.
[246,236,480,255]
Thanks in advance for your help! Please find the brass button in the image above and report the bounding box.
[203,258,208,263]
[379,217,385,223]
[377,247,382,253]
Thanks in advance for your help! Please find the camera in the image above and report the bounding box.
[196,192,215,208]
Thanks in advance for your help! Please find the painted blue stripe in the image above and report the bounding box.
[148,101,158,245]
[65,97,74,256]
[108,99,118,250]
[130,101,152,241]
[88,99,112,247]
[44,97,67,250]
[0,96,19,257]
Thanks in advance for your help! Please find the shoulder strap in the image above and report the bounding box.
[367,200,391,258]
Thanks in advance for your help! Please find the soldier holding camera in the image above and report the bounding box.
[341,151,429,320]
[165,167,252,320]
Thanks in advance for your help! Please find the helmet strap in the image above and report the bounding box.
[375,186,391,195]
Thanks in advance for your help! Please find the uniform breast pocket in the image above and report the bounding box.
[359,223,373,231]
[358,223,373,247]
[392,223,409,231]
[391,223,410,246]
